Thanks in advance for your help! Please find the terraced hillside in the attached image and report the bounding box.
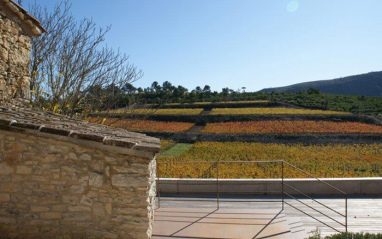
[89,100,382,178]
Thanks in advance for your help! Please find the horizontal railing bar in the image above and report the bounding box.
[157,160,284,164]
[157,182,282,186]
[218,200,283,203]
[159,191,282,195]
[283,161,347,195]
[157,199,218,202]
[284,192,345,227]
[156,178,281,181]
[159,199,283,203]
[284,183,345,217]
[284,202,342,234]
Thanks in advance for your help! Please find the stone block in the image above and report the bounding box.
[113,163,147,174]
[80,195,93,206]
[0,175,11,183]
[39,212,62,219]
[0,217,16,224]
[62,195,78,205]
[50,180,66,185]
[68,153,78,160]
[0,182,21,192]
[0,163,14,174]
[105,156,117,164]
[105,166,110,177]
[0,193,10,202]
[22,213,39,220]
[62,165,81,173]
[114,207,147,217]
[29,220,59,226]
[31,166,42,175]
[102,232,119,239]
[16,165,32,174]
[5,136,15,141]
[56,185,67,191]
[6,142,28,152]
[70,185,85,194]
[39,183,55,190]
[4,152,22,163]
[68,206,91,212]
[79,176,89,186]
[111,174,147,187]
[89,172,104,187]
[0,48,8,62]
[31,175,48,182]
[93,202,106,217]
[42,163,60,169]
[30,206,49,212]
[62,212,92,221]
[99,197,113,203]
[79,153,92,161]
[0,79,6,90]
[89,160,104,173]
[105,203,112,215]
[18,227,39,234]
[52,205,67,212]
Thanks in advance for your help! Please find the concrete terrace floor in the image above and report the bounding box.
[152,195,382,239]
[153,208,293,239]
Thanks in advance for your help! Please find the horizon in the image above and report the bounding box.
[32,0,382,92]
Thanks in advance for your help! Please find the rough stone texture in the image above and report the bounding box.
[0,1,32,105]
[0,130,158,239]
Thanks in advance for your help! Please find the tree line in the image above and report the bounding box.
[84,80,271,111]
[84,80,382,116]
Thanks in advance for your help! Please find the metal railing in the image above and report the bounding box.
[156,160,348,234]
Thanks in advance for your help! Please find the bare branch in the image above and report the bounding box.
[28,1,142,116]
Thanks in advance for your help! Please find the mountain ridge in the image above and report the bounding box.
[259,71,382,96]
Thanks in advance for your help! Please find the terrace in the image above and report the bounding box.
[152,196,382,238]
[152,160,382,239]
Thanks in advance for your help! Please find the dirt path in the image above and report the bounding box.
[200,109,211,115]
[186,125,205,133]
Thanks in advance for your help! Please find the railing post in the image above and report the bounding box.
[282,160,284,211]
[216,161,220,209]
[345,194,348,234]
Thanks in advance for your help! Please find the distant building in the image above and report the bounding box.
[0,0,45,105]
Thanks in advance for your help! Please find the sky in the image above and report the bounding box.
[31,0,382,92]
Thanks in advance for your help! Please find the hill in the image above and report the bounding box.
[259,71,382,96]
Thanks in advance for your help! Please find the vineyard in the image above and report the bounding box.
[99,108,204,115]
[161,100,270,105]
[210,107,350,115]
[157,142,382,178]
[88,117,194,132]
[202,121,382,134]
[91,100,382,179]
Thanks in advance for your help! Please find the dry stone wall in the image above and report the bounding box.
[0,130,157,239]
[0,2,32,104]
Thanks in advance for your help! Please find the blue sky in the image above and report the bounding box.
[32,0,382,92]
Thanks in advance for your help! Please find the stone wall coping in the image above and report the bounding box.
[0,0,46,36]
[157,178,382,195]
[0,105,161,157]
